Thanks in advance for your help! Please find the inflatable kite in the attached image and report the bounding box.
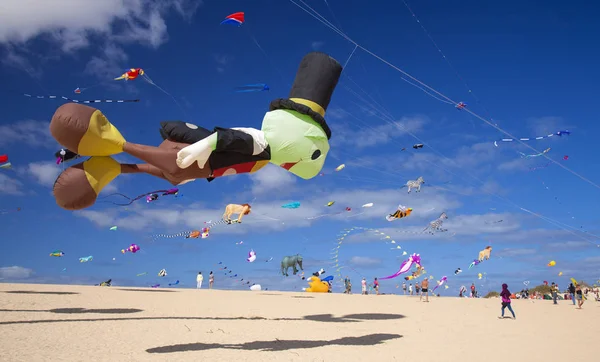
[121,244,140,254]
[282,201,300,209]
[250,284,262,291]
[478,246,492,261]
[99,279,112,286]
[547,260,556,267]
[468,259,481,269]
[168,280,180,286]
[55,148,81,164]
[0,154,8,163]
[223,203,251,224]
[454,268,462,275]
[247,249,256,262]
[362,203,373,207]
[405,176,425,193]
[49,52,342,210]
[432,276,447,292]
[158,269,167,277]
[404,265,425,281]
[335,164,345,171]
[114,68,144,81]
[385,204,412,221]
[49,251,65,257]
[221,12,244,26]
[381,253,422,280]
[305,275,329,293]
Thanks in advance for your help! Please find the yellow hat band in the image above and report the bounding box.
[289,98,325,118]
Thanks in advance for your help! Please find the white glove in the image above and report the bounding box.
[176,137,214,169]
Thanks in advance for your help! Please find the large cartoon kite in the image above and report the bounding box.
[49,52,342,210]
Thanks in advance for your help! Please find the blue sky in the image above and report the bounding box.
[1,0,599,294]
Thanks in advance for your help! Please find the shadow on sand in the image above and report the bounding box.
[117,289,177,293]
[291,296,314,299]
[0,308,143,314]
[0,312,405,326]
[146,333,402,353]
[3,291,79,295]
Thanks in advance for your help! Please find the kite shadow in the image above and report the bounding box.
[3,291,79,295]
[0,308,143,314]
[291,296,314,299]
[0,313,405,326]
[146,333,403,353]
[117,288,177,293]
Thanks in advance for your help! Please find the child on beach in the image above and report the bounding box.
[499,283,516,319]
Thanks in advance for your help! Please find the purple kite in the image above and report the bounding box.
[380,253,422,280]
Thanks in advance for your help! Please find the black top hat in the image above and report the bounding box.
[270,52,342,139]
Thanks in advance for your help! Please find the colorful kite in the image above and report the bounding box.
[158,269,167,277]
[432,276,447,291]
[327,201,335,207]
[55,148,81,164]
[547,260,556,267]
[385,204,412,222]
[0,155,7,163]
[109,226,117,231]
[121,244,140,254]
[1,207,21,214]
[114,68,144,81]
[519,147,551,158]
[168,280,180,286]
[24,93,139,104]
[380,253,422,280]
[494,130,570,146]
[335,164,345,172]
[79,256,93,262]
[247,249,257,262]
[235,84,269,92]
[49,251,65,257]
[101,189,179,206]
[221,12,244,26]
[49,52,342,211]
[282,202,301,209]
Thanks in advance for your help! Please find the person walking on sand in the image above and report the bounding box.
[568,283,576,305]
[361,278,367,295]
[575,284,584,309]
[209,271,214,289]
[374,277,380,295]
[499,283,516,319]
[196,272,203,289]
[551,282,558,304]
[415,281,421,296]
[409,283,413,296]
[402,282,407,295]
[420,278,429,302]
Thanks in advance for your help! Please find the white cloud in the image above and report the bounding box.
[0,266,34,279]
[0,173,24,195]
[0,120,55,148]
[23,161,61,187]
[249,163,296,195]
[494,248,538,258]
[311,41,324,50]
[349,256,381,267]
[331,115,428,148]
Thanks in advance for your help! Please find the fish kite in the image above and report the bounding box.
[432,276,448,291]
[50,251,65,257]
[114,68,144,81]
[235,84,270,92]
[121,244,140,254]
[79,256,93,262]
[221,12,244,26]
[381,253,422,280]
[247,249,257,262]
[385,204,412,222]
[158,269,167,277]
[494,130,571,146]
[282,201,301,209]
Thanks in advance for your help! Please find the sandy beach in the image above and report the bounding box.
[0,283,598,362]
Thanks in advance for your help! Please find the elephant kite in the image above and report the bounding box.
[281,254,303,276]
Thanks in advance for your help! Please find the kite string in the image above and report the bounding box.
[342,45,358,70]
[289,0,600,191]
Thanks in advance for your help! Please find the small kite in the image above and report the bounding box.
[454,268,462,275]
[250,284,262,291]
[114,68,144,81]
[519,147,551,158]
[282,202,300,209]
[1,207,21,214]
[121,244,140,254]
[0,162,12,169]
[151,284,160,288]
[158,269,167,277]
[247,249,257,263]
[380,253,422,280]
[0,155,7,163]
[136,272,147,277]
[55,148,81,164]
[423,212,448,234]
[432,276,447,291]
[327,201,335,207]
[168,280,180,286]
[523,281,530,286]
[494,130,571,146]
[547,260,556,267]
[455,102,467,110]
[24,93,140,104]
[235,84,270,92]
[74,88,81,94]
[110,226,117,231]
[221,12,244,26]
[413,143,424,149]
[335,164,345,172]
[558,271,563,276]
[265,257,273,262]
[362,203,373,208]
[478,273,483,280]
[468,259,481,269]
[79,256,93,262]
[49,251,65,257]
[404,265,425,281]
[385,204,412,222]
[153,229,208,240]
[99,279,112,287]
[101,188,179,206]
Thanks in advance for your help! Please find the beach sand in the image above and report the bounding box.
[1,283,598,362]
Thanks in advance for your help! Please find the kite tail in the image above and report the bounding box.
[153,231,194,239]
[24,94,140,103]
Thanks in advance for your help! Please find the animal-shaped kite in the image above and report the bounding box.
[305,275,329,293]
[114,68,144,81]
[405,176,425,193]
[49,251,65,257]
[386,204,412,221]
[478,246,492,261]
[423,212,448,234]
[223,203,251,224]
[121,244,140,254]
[247,249,257,262]
[404,265,425,281]
[381,253,422,280]
[432,276,447,292]
[99,279,112,286]
[49,52,342,210]
[547,260,556,267]
[468,259,481,269]
[79,256,93,262]
[158,269,167,277]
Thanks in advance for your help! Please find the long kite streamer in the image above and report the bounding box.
[494,130,570,146]
[24,94,140,104]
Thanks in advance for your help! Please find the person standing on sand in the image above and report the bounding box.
[361,278,367,295]
[575,284,584,309]
[409,283,413,296]
[374,278,380,295]
[568,283,576,305]
[471,283,476,298]
[499,283,516,319]
[209,271,214,289]
[344,276,351,294]
[415,281,420,296]
[402,282,407,295]
[420,278,429,302]
[196,272,203,289]
[551,282,558,304]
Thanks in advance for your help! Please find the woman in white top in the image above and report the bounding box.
[196,272,203,289]
[209,271,214,289]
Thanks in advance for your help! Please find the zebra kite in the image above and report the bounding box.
[406,176,425,193]
[423,212,448,234]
